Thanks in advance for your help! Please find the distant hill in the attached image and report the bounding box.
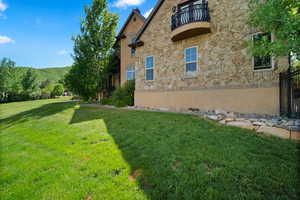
[16,66,71,83]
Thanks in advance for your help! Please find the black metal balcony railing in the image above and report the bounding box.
[171,2,210,31]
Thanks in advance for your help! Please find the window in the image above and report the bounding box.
[131,47,136,56]
[126,66,135,81]
[185,47,198,74]
[252,33,272,70]
[145,56,154,81]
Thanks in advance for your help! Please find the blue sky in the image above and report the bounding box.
[0,0,155,68]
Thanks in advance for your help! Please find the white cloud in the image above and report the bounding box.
[57,50,68,55]
[0,0,7,12]
[0,35,14,44]
[113,0,144,8]
[143,8,153,18]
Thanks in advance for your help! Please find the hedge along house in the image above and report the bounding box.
[129,0,289,115]
[116,9,145,86]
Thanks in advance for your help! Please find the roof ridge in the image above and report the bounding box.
[116,8,146,39]
[134,0,165,42]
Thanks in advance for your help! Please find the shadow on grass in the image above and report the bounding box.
[70,106,300,200]
[0,101,77,130]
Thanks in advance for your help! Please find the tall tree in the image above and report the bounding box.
[248,0,300,60]
[0,58,20,102]
[21,69,38,91]
[67,0,118,100]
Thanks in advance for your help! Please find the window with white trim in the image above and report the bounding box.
[185,47,198,74]
[252,32,272,70]
[126,66,135,81]
[145,56,154,80]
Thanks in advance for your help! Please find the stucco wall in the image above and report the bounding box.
[135,87,279,114]
[120,13,144,85]
[134,0,288,114]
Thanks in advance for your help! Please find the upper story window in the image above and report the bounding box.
[145,56,154,81]
[126,66,135,81]
[252,32,273,70]
[185,47,198,74]
[131,47,136,56]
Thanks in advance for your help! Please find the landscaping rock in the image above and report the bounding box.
[257,126,290,139]
[265,122,275,127]
[286,121,295,126]
[226,121,256,130]
[207,115,220,121]
[219,120,227,125]
[215,110,227,115]
[225,118,235,123]
[252,122,265,126]
[158,107,169,112]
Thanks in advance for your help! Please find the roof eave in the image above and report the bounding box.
[134,0,165,42]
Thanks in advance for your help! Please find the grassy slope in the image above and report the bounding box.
[16,66,71,83]
[0,99,299,200]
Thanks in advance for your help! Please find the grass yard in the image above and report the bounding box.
[0,98,299,200]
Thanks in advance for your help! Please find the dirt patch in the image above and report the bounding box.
[85,195,92,200]
[171,160,182,170]
[129,169,142,181]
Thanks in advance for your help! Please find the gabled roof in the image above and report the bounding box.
[134,0,165,41]
[116,8,146,40]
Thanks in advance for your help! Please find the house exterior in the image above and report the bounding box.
[118,0,289,115]
[116,9,145,86]
[132,0,290,115]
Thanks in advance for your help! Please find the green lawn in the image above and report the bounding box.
[0,98,299,200]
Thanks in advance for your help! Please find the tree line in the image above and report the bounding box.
[0,58,65,103]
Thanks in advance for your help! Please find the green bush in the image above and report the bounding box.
[51,84,64,97]
[41,91,51,99]
[29,90,42,100]
[100,98,113,105]
[111,80,135,107]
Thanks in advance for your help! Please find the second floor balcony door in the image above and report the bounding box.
[179,0,204,25]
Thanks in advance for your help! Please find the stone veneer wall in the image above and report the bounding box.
[134,0,288,114]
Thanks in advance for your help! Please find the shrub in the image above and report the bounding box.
[29,90,42,100]
[100,98,113,105]
[111,80,135,107]
[51,84,64,97]
[41,91,51,99]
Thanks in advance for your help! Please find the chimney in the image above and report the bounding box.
[133,8,141,14]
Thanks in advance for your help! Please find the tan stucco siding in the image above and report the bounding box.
[135,87,279,115]
[120,14,144,85]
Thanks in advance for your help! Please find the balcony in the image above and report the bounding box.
[171,2,211,41]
